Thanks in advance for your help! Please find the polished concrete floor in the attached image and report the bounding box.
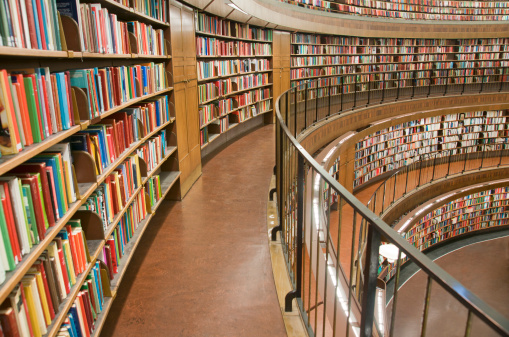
[100,125,287,337]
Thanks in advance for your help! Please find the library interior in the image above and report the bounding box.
[0,0,508,336]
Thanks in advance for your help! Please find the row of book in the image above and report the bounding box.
[0,143,77,274]
[136,131,168,174]
[195,37,271,57]
[284,0,509,20]
[197,59,271,81]
[345,0,509,13]
[69,62,166,120]
[0,238,92,337]
[146,175,162,211]
[0,68,77,156]
[195,13,272,42]
[80,154,142,230]
[197,74,271,104]
[75,3,167,55]
[0,0,63,50]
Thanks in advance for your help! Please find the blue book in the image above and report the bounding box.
[62,323,76,337]
[94,70,104,113]
[86,126,110,167]
[105,70,113,108]
[69,134,88,152]
[69,69,93,119]
[68,308,83,337]
[38,0,51,50]
[93,262,104,305]
[56,73,71,129]
[142,66,148,95]
[27,156,65,217]
[48,0,61,50]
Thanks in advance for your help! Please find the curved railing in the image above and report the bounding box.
[278,0,509,21]
[273,72,509,336]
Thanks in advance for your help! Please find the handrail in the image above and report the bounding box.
[274,69,509,336]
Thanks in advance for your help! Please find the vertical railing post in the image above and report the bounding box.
[367,74,371,106]
[359,224,381,337]
[396,71,401,101]
[446,150,452,177]
[499,67,506,92]
[444,68,451,96]
[304,82,308,131]
[412,70,417,98]
[328,80,332,118]
[380,73,385,104]
[294,86,297,137]
[427,68,432,97]
[392,173,398,205]
[284,153,305,312]
[315,83,318,123]
[480,67,487,93]
[404,165,410,195]
[353,74,358,109]
[480,143,487,169]
[431,155,437,181]
[340,75,344,112]
[462,68,467,94]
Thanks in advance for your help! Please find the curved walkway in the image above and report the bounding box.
[100,125,286,337]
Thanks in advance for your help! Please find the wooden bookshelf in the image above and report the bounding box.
[280,0,509,21]
[352,110,509,188]
[0,1,186,336]
[289,33,509,98]
[195,12,274,150]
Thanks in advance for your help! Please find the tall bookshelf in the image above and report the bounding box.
[384,185,509,281]
[352,110,509,188]
[195,12,273,151]
[280,0,509,21]
[290,33,509,98]
[0,1,182,336]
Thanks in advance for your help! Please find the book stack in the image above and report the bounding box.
[0,217,88,336]
[136,131,167,174]
[0,68,75,156]
[0,0,62,50]
[80,155,142,230]
[199,105,216,128]
[131,0,168,22]
[103,191,148,281]
[145,175,162,210]
[56,261,105,337]
[69,63,166,119]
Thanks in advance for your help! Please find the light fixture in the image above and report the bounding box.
[379,244,406,263]
[226,2,248,15]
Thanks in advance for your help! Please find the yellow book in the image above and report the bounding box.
[21,276,43,337]
[113,172,123,209]
[27,268,51,326]
[62,240,76,285]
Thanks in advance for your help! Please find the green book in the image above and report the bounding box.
[22,184,39,246]
[0,0,10,47]
[0,200,16,270]
[23,77,42,143]
[17,179,32,248]
[33,173,49,230]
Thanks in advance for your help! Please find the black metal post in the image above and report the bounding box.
[396,71,401,101]
[359,225,381,337]
[340,75,344,112]
[404,165,410,195]
[480,143,486,169]
[446,151,452,177]
[427,69,432,97]
[444,68,451,96]
[294,87,297,137]
[431,156,437,181]
[381,73,385,103]
[392,173,398,205]
[367,74,371,106]
[328,81,332,118]
[480,67,486,93]
[412,70,417,98]
[304,82,308,131]
[353,75,358,109]
[285,154,304,312]
[315,84,318,123]
[462,68,467,94]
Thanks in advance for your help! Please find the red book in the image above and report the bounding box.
[33,0,47,49]
[10,163,56,228]
[31,262,55,320]
[77,294,91,337]
[50,74,62,132]
[45,166,60,221]
[19,176,46,240]
[39,75,52,136]
[103,246,114,280]
[75,230,87,272]
[18,285,34,337]
[53,238,70,294]
[65,225,81,274]
[0,183,22,263]
[11,75,33,145]
[108,176,119,215]
[23,0,38,49]
[106,238,118,274]
[0,307,20,337]
[98,70,110,111]
[85,280,97,313]
[0,71,22,150]
[80,291,95,333]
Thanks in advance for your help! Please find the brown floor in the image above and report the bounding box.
[100,125,287,337]
[389,236,509,337]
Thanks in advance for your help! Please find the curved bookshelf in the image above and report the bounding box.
[195,12,274,151]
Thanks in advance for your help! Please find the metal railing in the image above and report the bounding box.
[273,71,509,337]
